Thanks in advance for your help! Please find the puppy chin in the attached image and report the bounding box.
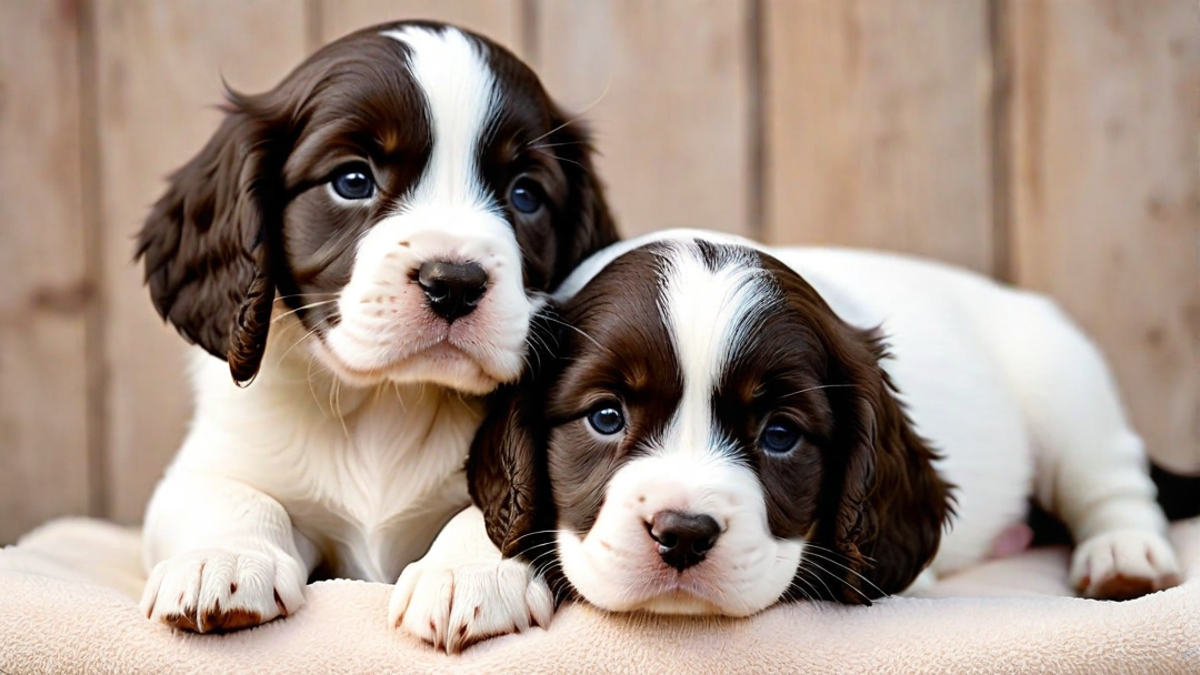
[309,337,509,394]
[557,521,802,618]
[633,592,723,616]
[554,531,713,616]
[309,300,527,393]
[383,346,501,394]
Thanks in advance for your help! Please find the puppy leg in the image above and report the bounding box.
[390,507,553,653]
[141,470,315,632]
[998,298,1179,599]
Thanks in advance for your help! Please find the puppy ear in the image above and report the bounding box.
[135,92,280,384]
[818,327,954,604]
[467,312,563,557]
[545,109,619,286]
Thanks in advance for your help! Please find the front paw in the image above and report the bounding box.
[389,558,553,653]
[141,548,307,633]
[1070,529,1182,600]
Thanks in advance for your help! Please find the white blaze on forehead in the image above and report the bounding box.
[381,26,498,209]
[553,229,759,303]
[655,241,774,459]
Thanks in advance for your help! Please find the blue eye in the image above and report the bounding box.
[331,166,375,200]
[587,406,625,436]
[509,178,543,214]
[760,420,801,455]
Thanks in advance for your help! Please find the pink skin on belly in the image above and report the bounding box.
[988,522,1034,559]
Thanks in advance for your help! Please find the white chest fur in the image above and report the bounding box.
[169,325,483,583]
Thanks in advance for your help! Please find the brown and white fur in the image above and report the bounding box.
[428,229,1180,647]
[135,21,615,636]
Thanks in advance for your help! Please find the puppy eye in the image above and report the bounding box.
[759,419,801,456]
[586,405,625,436]
[330,164,375,201]
[508,177,544,214]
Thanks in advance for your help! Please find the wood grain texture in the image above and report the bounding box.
[0,0,91,543]
[92,0,308,523]
[1008,0,1200,471]
[763,0,994,272]
[535,0,753,237]
[318,0,523,52]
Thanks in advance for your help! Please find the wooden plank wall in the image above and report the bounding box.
[0,1,92,543]
[0,0,1196,543]
[764,0,995,273]
[1007,1,1200,473]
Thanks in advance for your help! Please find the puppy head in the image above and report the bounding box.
[137,21,615,390]
[470,236,952,615]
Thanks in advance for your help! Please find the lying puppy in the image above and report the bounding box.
[135,21,615,633]
[466,229,1180,620]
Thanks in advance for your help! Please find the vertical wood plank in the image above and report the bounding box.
[318,0,524,53]
[536,0,754,238]
[0,0,91,543]
[763,0,994,273]
[1008,0,1200,470]
[93,0,308,523]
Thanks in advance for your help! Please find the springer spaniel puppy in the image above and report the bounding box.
[461,229,1180,622]
[135,21,615,634]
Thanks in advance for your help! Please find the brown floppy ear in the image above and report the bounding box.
[811,326,954,604]
[467,312,563,558]
[135,93,282,385]
[544,109,619,287]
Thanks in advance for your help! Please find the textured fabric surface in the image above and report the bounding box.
[2,517,1199,675]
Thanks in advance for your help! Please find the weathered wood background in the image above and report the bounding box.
[1,0,1197,544]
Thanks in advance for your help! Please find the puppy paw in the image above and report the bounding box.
[1070,529,1181,600]
[389,558,553,653]
[141,548,307,633]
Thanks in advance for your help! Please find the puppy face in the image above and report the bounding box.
[470,238,952,616]
[138,22,615,391]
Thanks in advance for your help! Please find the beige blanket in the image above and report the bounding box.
[2,517,1199,675]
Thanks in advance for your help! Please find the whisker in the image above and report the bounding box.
[517,541,560,555]
[801,547,888,598]
[525,140,590,151]
[802,555,877,602]
[507,529,572,546]
[272,299,338,324]
[799,560,840,601]
[778,383,859,400]
[333,378,350,438]
[794,578,825,609]
[803,541,878,568]
[521,76,612,149]
[306,352,324,412]
[275,292,340,301]
[526,548,561,570]
[278,320,326,365]
[529,148,589,173]
[538,314,610,357]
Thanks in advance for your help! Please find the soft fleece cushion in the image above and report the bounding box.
[1,517,1199,674]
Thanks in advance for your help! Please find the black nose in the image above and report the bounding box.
[648,510,721,572]
[416,261,489,322]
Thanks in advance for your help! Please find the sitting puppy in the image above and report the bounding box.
[135,21,615,633]
[464,229,1180,621]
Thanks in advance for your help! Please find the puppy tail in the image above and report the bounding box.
[1151,460,1200,521]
